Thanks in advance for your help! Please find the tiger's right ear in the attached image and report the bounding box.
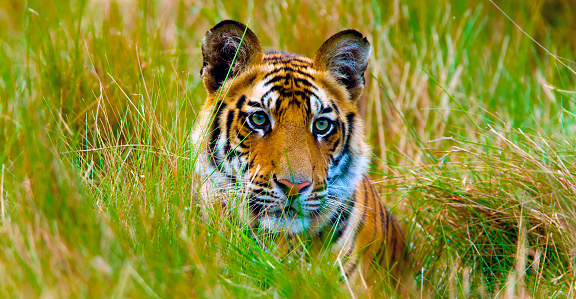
[201,20,263,94]
[313,30,371,101]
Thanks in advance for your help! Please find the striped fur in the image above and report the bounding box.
[193,20,407,289]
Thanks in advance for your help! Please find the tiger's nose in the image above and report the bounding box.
[277,179,311,196]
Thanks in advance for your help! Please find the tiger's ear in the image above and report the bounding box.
[313,30,371,101]
[201,20,263,94]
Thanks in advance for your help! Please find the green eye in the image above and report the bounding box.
[314,118,331,134]
[250,112,268,128]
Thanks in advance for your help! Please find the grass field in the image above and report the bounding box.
[1,0,576,297]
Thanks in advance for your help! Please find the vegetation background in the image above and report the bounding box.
[1,0,575,297]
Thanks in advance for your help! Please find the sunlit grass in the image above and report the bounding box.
[1,0,575,297]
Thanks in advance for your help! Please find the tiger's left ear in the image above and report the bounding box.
[313,30,371,101]
[201,20,264,94]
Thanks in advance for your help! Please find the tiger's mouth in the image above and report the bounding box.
[247,188,327,233]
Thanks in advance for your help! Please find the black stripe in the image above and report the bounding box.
[226,110,235,137]
[373,185,388,243]
[207,102,227,155]
[384,207,390,241]
[320,106,334,114]
[223,141,230,156]
[225,149,245,161]
[250,186,268,193]
[342,229,360,260]
[339,118,346,138]
[237,111,250,133]
[263,66,314,80]
[237,111,249,123]
[265,74,316,90]
[334,190,357,240]
[236,95,246,109]
[345,113,355,141]
[261,89,274,105]
[263,54,311,64]
[248,197,264,216]
[346,258,359,277]
[292,76,316,89]
[252,181,272,188]
[268,85,315,100]
[321,204,345,241]
[388,223,398,266]
[377,210,392,267]
[247,101,262,108]
[332,114,353,167]
[374,191,388,263]
[337,113,355,165]
[328,153,349,183]
[329,139,340,152]
[331,103,340,115]
[368,184,379,250]
[246,153,256,169]
[225,109,240,152]
[264,75,286,86]
[291,57,311,63]
[208,154,221,171]
[320,123,339,140]
[237,141,249,149]
[263,53,310,64]
[313,185,325,193]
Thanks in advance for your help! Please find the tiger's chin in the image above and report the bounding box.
[256,212,320,235]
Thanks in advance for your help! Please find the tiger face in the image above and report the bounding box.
[195,20,371,235]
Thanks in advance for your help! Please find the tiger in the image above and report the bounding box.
[192,20,408,291]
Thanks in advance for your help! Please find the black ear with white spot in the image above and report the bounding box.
[313,30,371,101]
[201,20,263,94]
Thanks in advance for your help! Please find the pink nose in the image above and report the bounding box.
[277,179,311,194]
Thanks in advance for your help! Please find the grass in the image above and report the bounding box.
[1,0,575,297]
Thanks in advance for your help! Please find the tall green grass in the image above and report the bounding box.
[1,0,575,297]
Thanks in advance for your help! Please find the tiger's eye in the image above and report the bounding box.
[250,112,268,127]
[314,118,330,133]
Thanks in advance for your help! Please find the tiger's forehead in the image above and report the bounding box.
[243,51,336,114]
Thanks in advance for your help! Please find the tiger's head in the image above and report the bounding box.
[195,20,371,234]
